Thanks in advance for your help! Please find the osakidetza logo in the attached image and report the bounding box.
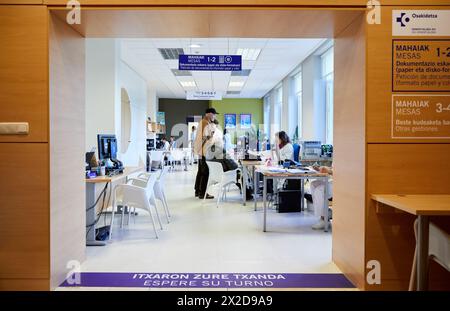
[395,11,438,27]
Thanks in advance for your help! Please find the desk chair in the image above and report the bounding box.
[204,161,239,208]
[110,173,161,239]
[409,220,450,290]
[293,143,301,162]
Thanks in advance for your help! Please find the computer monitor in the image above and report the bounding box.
[147,138,155,151]
[97,134,118,161]
[321,144,333,157]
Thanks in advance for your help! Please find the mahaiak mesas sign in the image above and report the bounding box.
[393,40,450,92]
[392,94,450,139]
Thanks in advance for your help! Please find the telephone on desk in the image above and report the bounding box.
[106,159,124,176]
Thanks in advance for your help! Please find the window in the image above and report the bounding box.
[321,47,334,145]
[263,95,271,137]
[274,86,282,127]
[293,71,302,139]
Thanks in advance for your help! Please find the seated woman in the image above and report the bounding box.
[205,128,242,191]
[266,131,294,194]
[310,165,333,230]
[275,131,294,162]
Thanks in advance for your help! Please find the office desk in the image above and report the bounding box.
[255,165,330,232]
[371,194,450,291]
[85,167,145,246]
[240,160,265,206]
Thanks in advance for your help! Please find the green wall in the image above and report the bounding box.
[209,98,263,130]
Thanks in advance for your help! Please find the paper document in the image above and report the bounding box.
[267,167,286,173]
[286,169,310,174]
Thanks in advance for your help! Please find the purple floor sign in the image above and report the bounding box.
[61,273,354,288]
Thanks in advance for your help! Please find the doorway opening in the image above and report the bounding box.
[49,7,366,290]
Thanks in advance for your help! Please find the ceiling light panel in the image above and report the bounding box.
[231,69,252,77]
[180,81,196,87]
[228,81,245,88]
[236,48,261,61]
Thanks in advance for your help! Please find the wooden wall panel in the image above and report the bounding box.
[0,5,48,143]
[366,144,450,290]
[0,143,49,281]
[43,0,450,6]
[332,14,366,290]
[366,6,450,143]
[365,4,450,290]
[0,279,49,291]
[0,1,42,4]
[49,14,86,290]
[50,9,362,39]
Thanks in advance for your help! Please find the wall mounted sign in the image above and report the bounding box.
[392,94,450,139]
[186,90,222,100]
[240,114,252,129]
[179,55,242,71]
[224,114,237,129]
[392,10,450,36]
[392,40,450,92]
[156,111,165,125]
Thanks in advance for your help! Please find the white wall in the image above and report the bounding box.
[85,39,116,151]
[147,87,158,122]
[86,38,148,167]
[117,61,147,167]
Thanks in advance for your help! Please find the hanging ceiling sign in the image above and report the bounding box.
[179,55,242,71]
[186,91,222,100]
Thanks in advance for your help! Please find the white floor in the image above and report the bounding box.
[59,165,343,290]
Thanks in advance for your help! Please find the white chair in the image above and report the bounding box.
[150,150,165,169]
[110,173,162,239]
[128,172,164,229]
[136,168,171,224]
[154,166,171,219]
[170,148,185,171]
[183,148,192,166]
[409,220,450,290]
[204,161,238,208]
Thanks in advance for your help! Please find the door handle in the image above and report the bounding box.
[0,122,29,135]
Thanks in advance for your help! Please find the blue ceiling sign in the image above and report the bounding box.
[179,55,242,71]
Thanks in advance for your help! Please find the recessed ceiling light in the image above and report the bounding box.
[180,81,197,88]
[228,81,245,88]
[189,44,202,48]
[236,48,261,61]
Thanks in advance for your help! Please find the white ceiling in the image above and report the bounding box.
[120,38,326,99]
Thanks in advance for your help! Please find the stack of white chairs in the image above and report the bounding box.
[136,167,171,224]
[204,161,239,208]
[182,148,193,165]
[169,148,185,171]
[149,150,165,169]
[110,172,162,239]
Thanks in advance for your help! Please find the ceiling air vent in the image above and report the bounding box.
[231,69,252,77]
[158,48,184,60]
[171,69,192,76]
